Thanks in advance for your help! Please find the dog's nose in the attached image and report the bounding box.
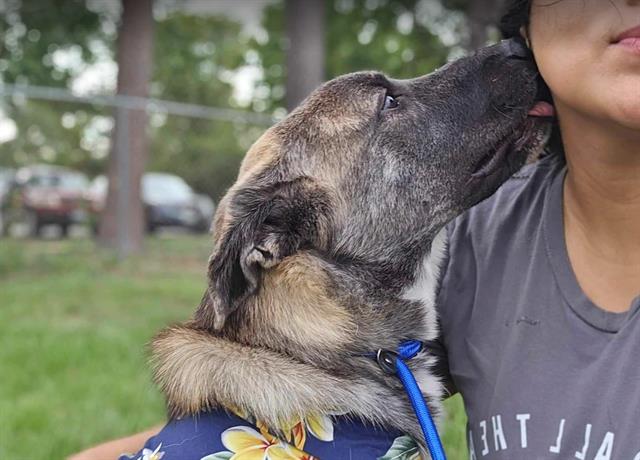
[497,38,530,60]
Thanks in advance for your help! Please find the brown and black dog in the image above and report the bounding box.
[151,39,549,452]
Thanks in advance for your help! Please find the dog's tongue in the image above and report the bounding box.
[528,101,555,117]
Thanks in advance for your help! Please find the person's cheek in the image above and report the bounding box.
[529,0,640,129]
[529,11,596,117]
[529,23,586,113]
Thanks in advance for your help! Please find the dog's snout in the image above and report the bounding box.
[497,38,530,60]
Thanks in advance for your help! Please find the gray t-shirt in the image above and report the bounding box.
[435,154,640,459]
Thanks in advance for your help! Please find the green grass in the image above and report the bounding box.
[0,236,467,459]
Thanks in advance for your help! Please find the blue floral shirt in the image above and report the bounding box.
[119,410,422,460]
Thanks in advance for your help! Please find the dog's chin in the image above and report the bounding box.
[464,117,552,206]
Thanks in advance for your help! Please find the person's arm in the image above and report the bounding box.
[67,425,163,460]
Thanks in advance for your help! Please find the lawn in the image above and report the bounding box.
[0,235,467,459]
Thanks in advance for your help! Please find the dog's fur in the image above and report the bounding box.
[151,41,549,448]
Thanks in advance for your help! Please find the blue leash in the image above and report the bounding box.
[369,340,447,460]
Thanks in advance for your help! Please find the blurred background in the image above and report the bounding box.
[0,0,506,458]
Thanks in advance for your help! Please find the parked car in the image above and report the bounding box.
[0,164,90,237]
[192,193,215,233]
[89,172,215,234]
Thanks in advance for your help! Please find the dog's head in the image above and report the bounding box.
[196,39,549,331]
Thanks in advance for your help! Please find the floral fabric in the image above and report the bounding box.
[119,410,422,460]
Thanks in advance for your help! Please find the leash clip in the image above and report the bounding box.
[376,349,399,374]
[369,341,446,460]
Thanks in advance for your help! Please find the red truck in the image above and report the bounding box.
[0,164,90,238]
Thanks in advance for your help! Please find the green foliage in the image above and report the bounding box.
[0,5,255,199]
[1,0,107,86]
[442,394,469,458]
[0,0,465,199]
[378,435,420,459]
[0,99,108,175]
[0,0,112,172]
[148,13,254,199]
[152,13,245,104]
[326,1,449,78]
[251,0,452,113]
[441,0,471,13]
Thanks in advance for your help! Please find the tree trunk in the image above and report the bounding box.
[99,0,154,256]
[285,0,325,112]
[466,0,505,51]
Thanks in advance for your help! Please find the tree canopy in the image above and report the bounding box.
[0,0,499,201]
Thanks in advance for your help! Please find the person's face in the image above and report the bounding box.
[528,0,640,131]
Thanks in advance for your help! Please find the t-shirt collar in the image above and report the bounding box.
[543,160,640,333]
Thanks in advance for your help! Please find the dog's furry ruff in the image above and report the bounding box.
[152,323,442,444]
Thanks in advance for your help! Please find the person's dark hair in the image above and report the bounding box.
[499,0,564,156]
[499,0,532,40]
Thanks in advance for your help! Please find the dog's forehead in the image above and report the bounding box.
[321,71,388,95]
[276,71,388,139]
[237,129,281,183]
[234,72,389,188]
[312,71,387,109]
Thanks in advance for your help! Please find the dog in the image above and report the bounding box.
[148,39,549,458]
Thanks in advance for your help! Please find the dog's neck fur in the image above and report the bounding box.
[151,228,448,447]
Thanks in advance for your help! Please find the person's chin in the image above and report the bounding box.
[618,115,640,132]
[614,98,640,131]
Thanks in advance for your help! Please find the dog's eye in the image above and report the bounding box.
[382,94,399,111]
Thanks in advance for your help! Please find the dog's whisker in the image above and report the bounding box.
[491,103,515,120]
[502,104,528,110]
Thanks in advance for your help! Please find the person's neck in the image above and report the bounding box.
[557,101,640,312]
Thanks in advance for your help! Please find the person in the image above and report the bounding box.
[67,427,162,460]
[69,0,640,458]
[433,0,640,457]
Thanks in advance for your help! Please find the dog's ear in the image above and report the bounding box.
[194,177,331,331]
